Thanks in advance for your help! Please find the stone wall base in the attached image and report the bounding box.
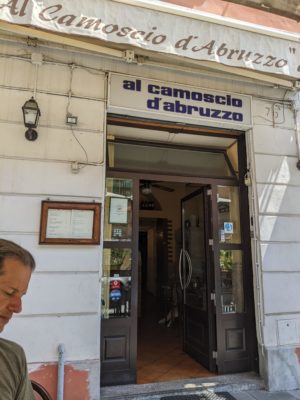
[29,359,100,400]
[265,346,300,391]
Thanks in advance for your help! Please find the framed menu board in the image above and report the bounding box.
[39,201,101,245]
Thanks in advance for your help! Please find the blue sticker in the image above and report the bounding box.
[224,222,233,234]
[110,289,122,302]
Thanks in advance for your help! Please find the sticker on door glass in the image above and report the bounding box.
[220,229,225,242]
[224,222,234,234]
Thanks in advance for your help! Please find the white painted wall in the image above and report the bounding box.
[250,95,300,389]
[0,39,106,369]
[252,97,300,336]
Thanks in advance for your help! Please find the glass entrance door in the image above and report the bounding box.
[181,188,216,371]
[101,177,138,386]
[180,184,255,374]
[213,185,255,373]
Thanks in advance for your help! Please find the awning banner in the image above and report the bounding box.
[0,0,299,79]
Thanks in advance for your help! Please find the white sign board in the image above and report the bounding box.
[0,0,299,79]
[108,73,252,127]
[46,209,94,239]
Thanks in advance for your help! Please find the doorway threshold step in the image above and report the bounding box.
[100,372,264,400]
[160,393,237,400]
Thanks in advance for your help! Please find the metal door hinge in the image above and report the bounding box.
[212,351,218,359]
[210,292,216,306]
[209,239,214,246]
[207,189,212,196]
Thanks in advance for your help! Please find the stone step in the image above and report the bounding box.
[101,372,264,400]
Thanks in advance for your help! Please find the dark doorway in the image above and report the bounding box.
[137,184,216,384]
[139,232,148,303]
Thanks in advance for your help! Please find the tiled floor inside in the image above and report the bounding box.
[137,294,215,384]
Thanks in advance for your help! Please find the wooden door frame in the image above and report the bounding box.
[210,134,258,373]
[102,123,258,383]
[105,167,256,367]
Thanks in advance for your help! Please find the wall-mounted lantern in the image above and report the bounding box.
[22,97,41,141]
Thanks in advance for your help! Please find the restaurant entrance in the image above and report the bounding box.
[100,119,257,386]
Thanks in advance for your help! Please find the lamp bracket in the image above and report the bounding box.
[25,128,38,141]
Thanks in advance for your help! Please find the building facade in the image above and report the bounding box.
[0,0,300,398]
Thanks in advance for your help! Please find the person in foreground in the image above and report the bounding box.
[0,238,35,400]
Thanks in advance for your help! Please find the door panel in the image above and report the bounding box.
[184,305,210,367]
[101,177,138,386]
[217,314,251,373]
[213,185,253,373]
[101,319,135,385]
[181,188,215,371]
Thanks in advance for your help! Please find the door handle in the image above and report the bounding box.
[179,249,193,290]
[178,248,183,289]
[184,250,192,288]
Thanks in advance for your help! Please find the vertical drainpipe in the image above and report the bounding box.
[293,92,300,170]
[57,344,65,400]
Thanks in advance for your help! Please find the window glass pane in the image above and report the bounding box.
[183,191,207,311]
[217,186,241,244]
[227,141,239,178]
[104,178,132,241]
[101,248,132,319]
[110,142,234,178]
[220,250,244,314]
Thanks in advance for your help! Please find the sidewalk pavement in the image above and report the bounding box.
[226,391,300,400]
[100,373,300,400]
[103,390,300,399]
